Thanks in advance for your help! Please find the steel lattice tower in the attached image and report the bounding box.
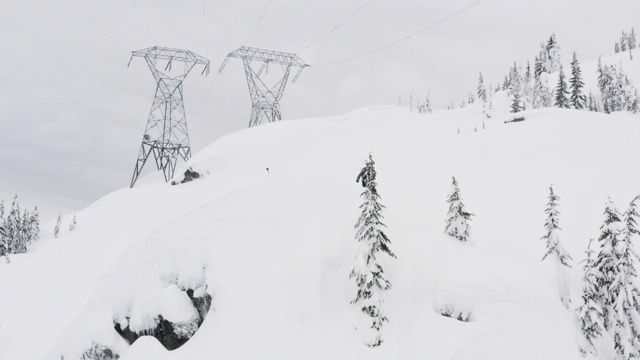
[219,46,309,127]
[128,46,210,188]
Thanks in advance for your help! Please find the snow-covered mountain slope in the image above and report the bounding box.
[1,105,639,359]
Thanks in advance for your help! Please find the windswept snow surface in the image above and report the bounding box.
[1,104,639,359]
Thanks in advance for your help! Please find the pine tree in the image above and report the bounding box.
[29,207,40,243]
[419,91,432,114]
[539,34,561,74]
[554,66,570,108]
[597,57,612,114]
[577,239,604,356]
[541,185,572,266]
[5,195,23,254]
[532,74,552,109]
[19,209,30,252]
[534,55,543,79]
[611,197,640,358]
[409,94,413,112]
[351,154,396,347]
[594,198,625,331]
[523,61,533,105]
[482,85,494,119]
[69,215,77,231]
[510,91,522,113]
[588,92,597,112]
[54,214,62,238]
[477,72,487,102]
[0,200,6,256]
[629,28,637,50]
[445,177,474,242]
[569,52,586,109]
[621,32,628,52]
[615,42,620,54]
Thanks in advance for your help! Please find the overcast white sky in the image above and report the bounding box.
[0,0,638,219]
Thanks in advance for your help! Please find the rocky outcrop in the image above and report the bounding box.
[113,289,212,351]
[171,168,202,185]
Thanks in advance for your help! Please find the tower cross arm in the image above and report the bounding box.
[130,46,210,67]
[224,46,309,68]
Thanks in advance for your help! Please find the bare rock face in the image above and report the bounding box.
[113,289,212,351]
[171,168,201,185]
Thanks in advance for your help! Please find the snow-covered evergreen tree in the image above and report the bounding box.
[539,34,562,74]
[29,207,40,243]
[0,200,6,256]
[20,209,31,251]
[554,66,570,108]
[532,73,552,109]
[534,55,543,79]
[351,154,396,347]
[510,91,522,113]
[597,57,613,114]
[629,28,637,50]
[569,52,586,110]
[54,214,62,238]
[621,32,628,52]
[482,85,494,119]
[477,72,487,102]
[610,197,640,359]
[523,61,533,105]
[444,177,474,242]
[577,239,604,356]
[540,185,572,307]
[594,198,625,331]
[69,215,77,232]
[541,185,572,267]
[6,195,25,254]
[418,91,432,114]
[599,61,638,113]
[588,92,599,112]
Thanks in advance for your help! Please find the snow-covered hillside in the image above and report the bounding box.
[1,102,639,359]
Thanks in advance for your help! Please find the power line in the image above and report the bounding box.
[130,0,160,44]
[314,0,486,67]
[243,0,275,45]
[67,66,129,198]
[202,0,210,56]
[66,0,128,51]
[296,0,375,53]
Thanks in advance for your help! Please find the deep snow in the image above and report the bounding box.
[1,94,639,358]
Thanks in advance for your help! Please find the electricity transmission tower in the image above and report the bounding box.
[128,46,210,188]
[219,46,309,127]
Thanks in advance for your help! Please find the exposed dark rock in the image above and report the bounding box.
[439,304,471,322]
[113,290,212,351]
[504,116,526,124]
[171,168,201,185]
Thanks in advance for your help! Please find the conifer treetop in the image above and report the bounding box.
[540,184,572,267]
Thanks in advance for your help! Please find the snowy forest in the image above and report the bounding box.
[402,30,639,116]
